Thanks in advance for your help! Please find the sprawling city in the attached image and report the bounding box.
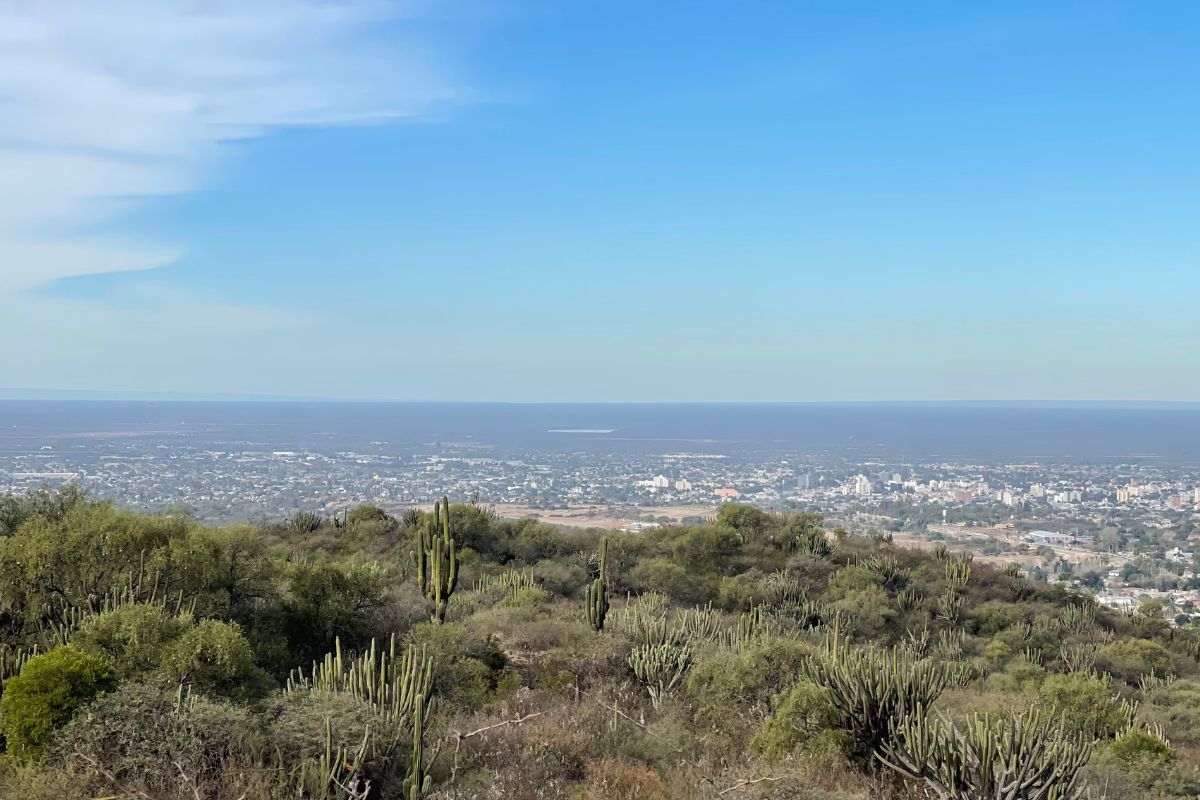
[4,414,1198,627]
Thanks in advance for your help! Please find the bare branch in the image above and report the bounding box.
[719,775,786,795]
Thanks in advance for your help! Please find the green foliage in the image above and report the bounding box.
[1099,638,1173,683]
[0,503,189,625]
[752,679,841,760]
[0,484,89,536]
[346,504,393,528]
[405,621,506,710]
[283,557,387,664]
[161,619,269,699]
[1104,728,1175,766]
[1035,672,1131,740]
[629,558,713,605]
[0,646,113,759]
[71,603,189,677]
[715,503,770,540]
[2,489,1195,800]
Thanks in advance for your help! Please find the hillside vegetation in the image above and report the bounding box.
[0,488,1197,799]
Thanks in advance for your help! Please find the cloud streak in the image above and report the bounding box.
[0,0,457,289]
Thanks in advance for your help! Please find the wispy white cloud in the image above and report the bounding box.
[0,0,458,289]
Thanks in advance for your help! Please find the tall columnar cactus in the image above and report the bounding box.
[404,696,432,800]
[586,538,610,632]
[879,707,1092,800]
[416,496,459,623]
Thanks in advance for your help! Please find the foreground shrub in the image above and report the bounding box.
[0,647,113,759]
[583,757,666,800]
[51,682,256,794]
[752,679,843,761]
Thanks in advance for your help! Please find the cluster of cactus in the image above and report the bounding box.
[1021,647,1045,666]
[879,707,1092,800]
[0,645,35,683]
[1060,603,1097,636]
[803,630,950,770]
[1003,563,1032,600]
[585,538,609,632]
[935,628,965,661]
[761,573,826,629]
[904,624,931,659]
[613,595,687,647]
[945,660,982,687]
[862,555,906,589]
[32,578,194,652]
[720,605,776,654]
[629,640,693,710]
[1059,642,1099,674]
[287,635,433,725]
[415,497,459,623]
[1139,672,1176,694]
[943,558,972,591]
[935,589,965,624]
[677,604,724,643]
[294,718,372,800]
[289,510,325,534]
[933,557,971,625]
[896,586,923,613]
[288,635,436,798]
[473,569,535,595]
[1033,615,1061,639]
[793,525,831,557]
[932,543,950,562]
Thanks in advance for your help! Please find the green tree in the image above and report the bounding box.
[0,646,113,759]
[1035,673,1129,740]
[72,603,189,677]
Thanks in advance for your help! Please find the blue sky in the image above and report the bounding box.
[2,1,1198,401]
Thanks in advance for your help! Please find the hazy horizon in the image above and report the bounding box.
[4,388,1200,410]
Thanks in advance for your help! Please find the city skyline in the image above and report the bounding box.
[3,2,1199,401]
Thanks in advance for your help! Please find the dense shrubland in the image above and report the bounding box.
[0,488,1196,799]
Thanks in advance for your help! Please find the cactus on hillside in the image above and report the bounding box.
[415,496,459,623]
[586,538,610,632]
[404,697,432,800]
[286,634,433,725]
[803,630,950,770]
[629,640,693,710]
[943,558,972,591]
[879,707,1092,800]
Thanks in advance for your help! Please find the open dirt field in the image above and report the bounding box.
[489,503,718,530]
